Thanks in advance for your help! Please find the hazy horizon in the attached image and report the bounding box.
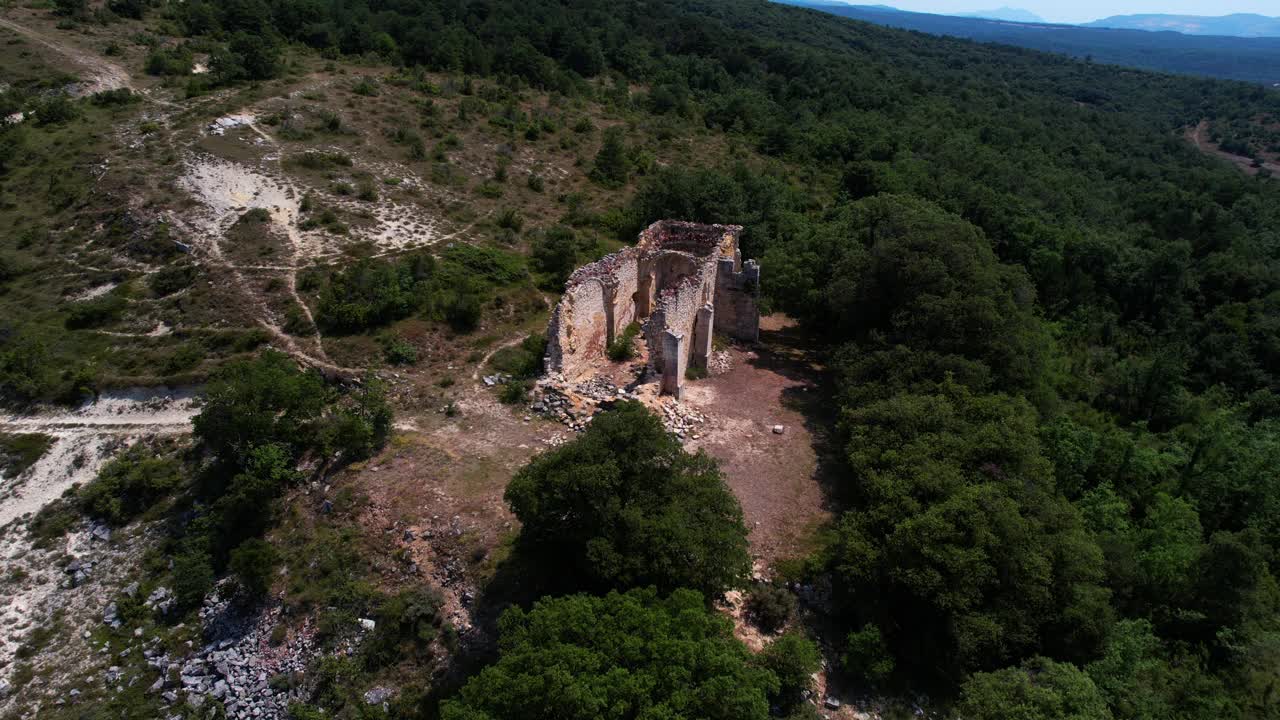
[860,2,1279,24]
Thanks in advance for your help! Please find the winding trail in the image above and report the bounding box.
[244,119,330,362]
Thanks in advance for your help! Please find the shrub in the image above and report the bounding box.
[382,336,418,365]
[606,322,640,361]
[65,294,126,329]
[229,538,280,599]
[843,624,895,687]
[149,265,197,297]
[171,546,215,609]
[78,446,183,525]
[288,151,353,170]
[441,588,777,720]
[193,351,329,463]
[0,433,53,478]
[0,331,52,404]
[496,208,523,232]
[32,94,79,126]
[498,379,529,404]
[146,46,193,76]
[240,207,272,223]
[90,88,138,107]
[746,583,796,633]
[488,334,547,379]
[361,587,445,669]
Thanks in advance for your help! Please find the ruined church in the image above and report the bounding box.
[544,220,760,398]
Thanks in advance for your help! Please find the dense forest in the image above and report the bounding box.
[7,0,1280,717]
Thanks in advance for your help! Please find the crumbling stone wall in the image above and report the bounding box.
[544,220,761,397]
[714,257,761,342]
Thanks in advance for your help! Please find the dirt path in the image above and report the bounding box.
[243,119,330,362]
[0,389,199,528]
[1188,120,1280,176]
[0,15,132,95]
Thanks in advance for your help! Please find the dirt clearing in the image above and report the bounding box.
[683,315,835,569]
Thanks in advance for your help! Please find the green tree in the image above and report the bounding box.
[759,632,822,711]
[193,351,328,464]
[505,400,750,596]
[590,126,629,187]
[440,588,778,720]
[958,657,1113,720]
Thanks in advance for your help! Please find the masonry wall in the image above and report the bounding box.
[611,250,640,339]
[714,258,761,342]
[544,276,610,381]
[646,265,715,373]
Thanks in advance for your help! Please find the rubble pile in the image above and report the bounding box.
[529,376,642,432]
[708,350,733,375]
[480,373,511,387]
[658,400,708,439]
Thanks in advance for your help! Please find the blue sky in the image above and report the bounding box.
[879,1,1278,24]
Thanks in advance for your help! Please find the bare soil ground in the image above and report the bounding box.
[684,315,836,570]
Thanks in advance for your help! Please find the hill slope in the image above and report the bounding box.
[778,1,1280,83]
[1085,12,1280,37]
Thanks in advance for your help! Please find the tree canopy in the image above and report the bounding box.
[505,400,751,597]
[440,588,779,720]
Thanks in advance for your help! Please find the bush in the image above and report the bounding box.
[843,624,895,687]
[0,331,52,404]
[498,379,528,404]
[317,374,393,462]
[361,587,445,669]
[746,583,796,633]
[149,265,197,296]
[957,657,1110,720]
[65,294,126,329]
[229,538,280,599]
[146,46,193,76]
[32,94,79,126]
[381,336,417,365]
[90,88,138,107]
[606,322,640,361]
[78,447,183,525]
[288,151,353,170]
[506,400,751,596]
[488,334,547,379]
[171,547,215,609]
[531,225,595,288]
[193,351,329,463]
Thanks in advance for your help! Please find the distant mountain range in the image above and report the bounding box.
[1084,13,1280,38]
[776,2,1280,84]
[957,7,1044,23]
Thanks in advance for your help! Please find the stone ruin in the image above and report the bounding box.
[544,220,760,399]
